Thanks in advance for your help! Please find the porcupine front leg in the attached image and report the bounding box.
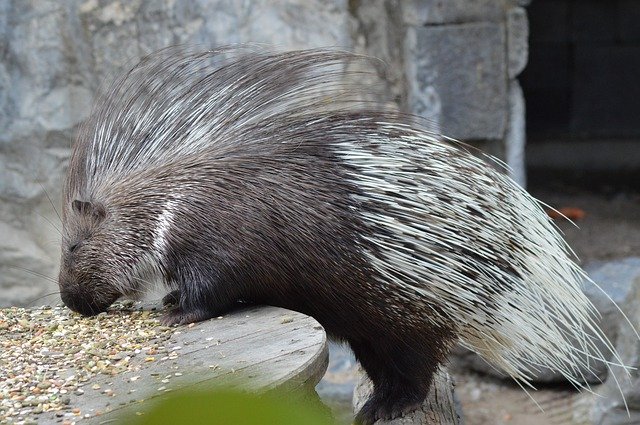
[160,268,241,326]
[162,289,180,306]
[161,288,252,325]
[161,296,224,325]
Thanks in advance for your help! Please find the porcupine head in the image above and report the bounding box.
[58,48,634,425]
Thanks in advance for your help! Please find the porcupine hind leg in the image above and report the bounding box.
[352,338,444,425]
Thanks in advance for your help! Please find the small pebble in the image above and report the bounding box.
[280,316,294,324]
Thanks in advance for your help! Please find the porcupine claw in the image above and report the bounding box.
[160,306,217,326]
[161,289,180,306]
[355,392,425,424]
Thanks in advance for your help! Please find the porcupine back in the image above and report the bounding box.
[68,47,627,401]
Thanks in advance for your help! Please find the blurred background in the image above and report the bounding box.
[1,1,639,423]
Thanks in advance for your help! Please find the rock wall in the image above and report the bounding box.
[0,0,528,306]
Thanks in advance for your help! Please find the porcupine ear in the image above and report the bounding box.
[72,200,106,221]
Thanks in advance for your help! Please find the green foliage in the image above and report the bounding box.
[126,389,335,425]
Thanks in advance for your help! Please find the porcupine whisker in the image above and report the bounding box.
[43,238,64,248]
[7,265,59,285]
[128,275,161,296]
[27,291,63,306]
[35,211,62,236]
[31,173,63,228]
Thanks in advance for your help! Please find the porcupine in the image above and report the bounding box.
[58,48,628,424]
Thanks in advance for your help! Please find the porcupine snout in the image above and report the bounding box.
[58,268,120,317]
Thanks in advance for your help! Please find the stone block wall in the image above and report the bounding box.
[0,0,529,306]
[404,0,529,183]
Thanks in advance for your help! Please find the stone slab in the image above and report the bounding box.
[406,22,507,141]
[507,6,528,79]
[505,80,526,187]
[590,272,640,424]
[403,0,509,26]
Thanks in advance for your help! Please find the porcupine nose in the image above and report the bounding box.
[60,288,113,317]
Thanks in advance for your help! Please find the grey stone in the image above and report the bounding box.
[406,22,507,141]
[0,223,58,307]
[0,0,350,306]
[316,342,358,401]
[590,270,640,424]
[348,0,407,108]
[403,0,509,26]
[505,80,526,187]
[507,6,528,79]
[583,257,640,316]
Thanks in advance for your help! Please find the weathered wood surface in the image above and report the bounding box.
[353,366,463,424]
[37,305,328,424]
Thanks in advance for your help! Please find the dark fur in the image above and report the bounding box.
[58,49,514,424]
[61,115,454,424]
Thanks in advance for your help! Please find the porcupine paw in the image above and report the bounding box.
[160,306,215,326]
[354,393,425,424]
[161,289,180,306]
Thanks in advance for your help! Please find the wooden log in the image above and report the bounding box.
[1,304,328,424]
[353,366,463,424]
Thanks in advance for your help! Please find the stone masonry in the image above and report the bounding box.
[0,1,528,307]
